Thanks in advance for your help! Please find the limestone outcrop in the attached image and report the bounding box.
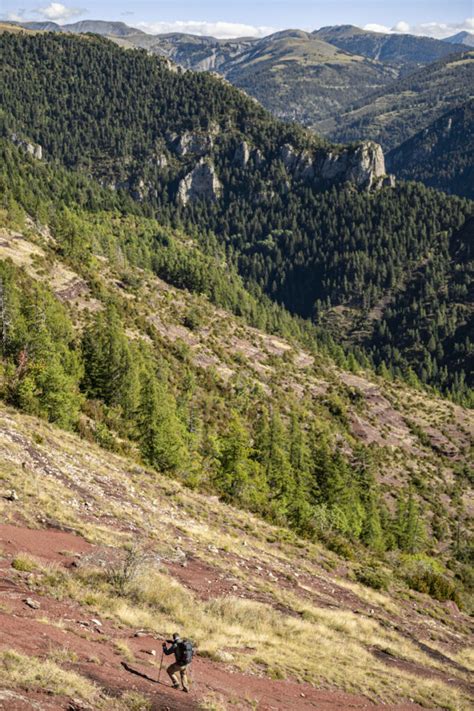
[279,140,393,190]
[178,159,222,204]
[11,133,43,160]
[233,140,250,167]
[318,141,388,190]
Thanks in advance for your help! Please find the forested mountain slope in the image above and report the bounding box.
[1,139,472,595]
[114,28,397,126]
[6,20,472,200]
[327,51,474,150]
[1,31,472,403]
[386,99,474,199]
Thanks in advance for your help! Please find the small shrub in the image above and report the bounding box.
[11,553,39,572]
[355,566,390,591]
[324,534,355,560]
[121,691,152,711]
[107,546,144,596]
[182,307,204,331]
[400,555,460,603]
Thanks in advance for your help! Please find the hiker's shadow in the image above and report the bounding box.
[121,661,167,686]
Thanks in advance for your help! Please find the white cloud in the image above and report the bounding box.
[363,23,391,34]
[363,17,474,39]
[35,3,84,23]
[392,21,410,33]
[136,20,275,39]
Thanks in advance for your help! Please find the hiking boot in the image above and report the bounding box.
[172,683,180,690]
[183,688,189,693]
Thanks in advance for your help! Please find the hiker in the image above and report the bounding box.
[162,633,193,692]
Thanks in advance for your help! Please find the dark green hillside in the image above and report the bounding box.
[1,31,473,403]
[366,215,474,399]
[111,28,397,126]
[387,100,474,199]
[0,32,313,175]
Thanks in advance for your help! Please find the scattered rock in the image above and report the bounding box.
[24,597,40,610]
[5,489,18,501]
[90,618,102,626]
[214,650,235,663]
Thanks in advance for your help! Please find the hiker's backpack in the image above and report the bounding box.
[177,639,194,665]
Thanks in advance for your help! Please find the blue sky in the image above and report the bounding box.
[2,1,473,38]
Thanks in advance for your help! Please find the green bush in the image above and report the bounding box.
[355,565,390,591]
[400,555,460,603]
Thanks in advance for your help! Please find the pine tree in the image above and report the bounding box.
[137,371,187,473]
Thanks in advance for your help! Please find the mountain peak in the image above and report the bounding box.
[443,30,474,47]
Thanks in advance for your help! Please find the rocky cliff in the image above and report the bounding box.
[278,139,392,190]
[178,158,222,204]
[174,137,392,203]
[10,133,43,160]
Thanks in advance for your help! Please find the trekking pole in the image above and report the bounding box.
[158,648,164,684]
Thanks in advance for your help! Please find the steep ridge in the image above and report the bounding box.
[444,31,474,48]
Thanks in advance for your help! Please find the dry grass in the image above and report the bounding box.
[455,647,474,671]
[113,639,135,663]
[11,552,41,572]
[0,649,98,701]
[31,562,470,709]
[121,691,152,711]
[198,693,228,710]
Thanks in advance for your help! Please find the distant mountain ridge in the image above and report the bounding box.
[443,31,474,47]
[314,24,464,72]
[11,19,145,36]
[9,18,467,131]
[4,19,471,199]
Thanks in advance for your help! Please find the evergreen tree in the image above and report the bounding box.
[137,371,187,473]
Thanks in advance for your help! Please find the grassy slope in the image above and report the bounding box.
[0,222,472,527]
[0,216,472,708]
[0,386,473,709]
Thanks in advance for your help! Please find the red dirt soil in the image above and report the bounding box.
[0,524,439,710]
